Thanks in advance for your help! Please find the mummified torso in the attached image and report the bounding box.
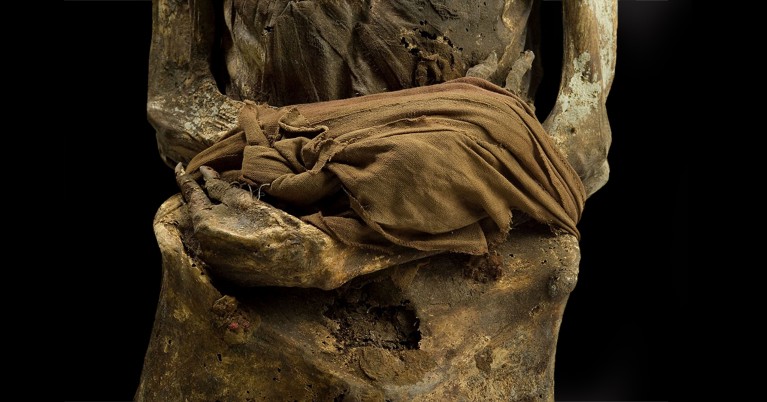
[218,0,539,106]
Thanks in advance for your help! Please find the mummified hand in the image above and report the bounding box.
[175,164,436,290]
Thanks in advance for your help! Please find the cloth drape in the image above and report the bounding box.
[187,77,585,254]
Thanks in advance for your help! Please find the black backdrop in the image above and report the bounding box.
[64,1,688,400]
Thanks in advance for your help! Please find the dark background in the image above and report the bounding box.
[63,1,688,400]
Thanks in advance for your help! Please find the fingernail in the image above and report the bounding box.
[199,166,219,180]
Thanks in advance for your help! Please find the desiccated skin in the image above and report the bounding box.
[139,3,616,397]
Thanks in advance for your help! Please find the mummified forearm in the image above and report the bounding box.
[543,0,617,196]
[175,164,438,290]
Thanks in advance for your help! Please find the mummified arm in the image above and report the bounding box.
[543,0,617,196]
[175,165,438,290]
[147,0,244,168]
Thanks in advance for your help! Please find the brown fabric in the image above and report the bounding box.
[187,77,585,255]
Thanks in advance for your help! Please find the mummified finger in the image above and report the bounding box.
[198,166,262,211]
[175,163,212,212]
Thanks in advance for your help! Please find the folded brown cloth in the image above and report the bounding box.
[187,77,585,255]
